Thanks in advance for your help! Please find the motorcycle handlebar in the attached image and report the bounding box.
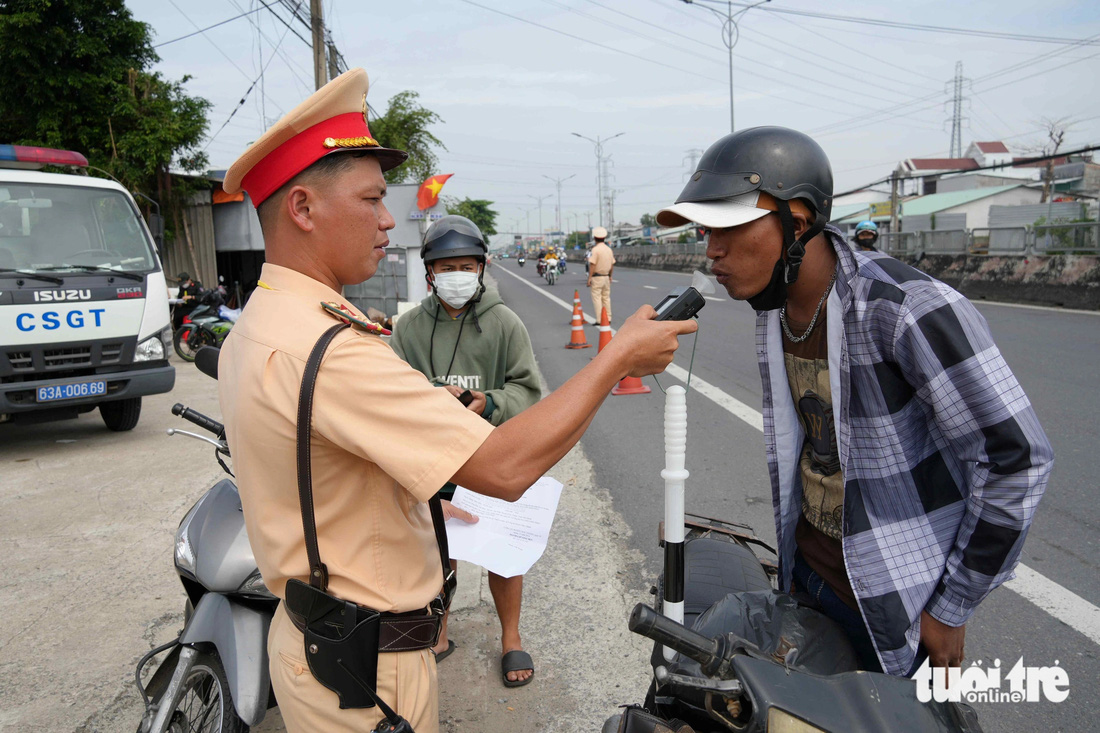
[629,603,721,671]
[172,403,225,438]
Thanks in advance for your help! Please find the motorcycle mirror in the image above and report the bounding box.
[195,346,220,380]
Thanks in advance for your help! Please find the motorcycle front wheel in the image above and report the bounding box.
[152,652,247,733]
[173,326,216,362]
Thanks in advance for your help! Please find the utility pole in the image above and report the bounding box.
[683,148,703,179]
[529,195,550,247]
[543,174,575,247]
[571,132,624,228]
[326,42,340,81]
[310,0,326,90]
[945,61,969,159]
[681,0,770,132]
[890,172,900,238]
[601,156,615,228]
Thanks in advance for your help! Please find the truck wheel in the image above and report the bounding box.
[100,397,141,431]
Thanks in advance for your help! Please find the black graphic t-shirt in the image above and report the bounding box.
[783,308,857,609]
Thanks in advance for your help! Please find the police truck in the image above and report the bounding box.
[0,145,174,431]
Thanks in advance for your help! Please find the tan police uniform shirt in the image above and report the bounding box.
[218,263,495,613]
[588,241,615,275]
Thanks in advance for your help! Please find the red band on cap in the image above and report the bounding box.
[241,112,373,206]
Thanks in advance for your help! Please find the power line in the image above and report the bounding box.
[708,2,1100,46]
[456,0,728,85]
[204,17,294,150]
[153,6,265,47]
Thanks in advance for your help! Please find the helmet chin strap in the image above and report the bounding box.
[775,199,828,286]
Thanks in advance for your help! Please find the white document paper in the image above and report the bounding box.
[445,477,564,578]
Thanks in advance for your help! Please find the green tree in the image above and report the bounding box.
[370,90,445,184]
[640,212,657,227]
[445,197,498,237]
[0,0,211,226]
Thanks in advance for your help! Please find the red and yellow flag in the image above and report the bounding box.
[417,173,453,210]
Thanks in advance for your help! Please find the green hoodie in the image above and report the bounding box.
[389,285,540,427]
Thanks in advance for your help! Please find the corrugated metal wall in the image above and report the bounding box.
[988,202,1088,228]
[163,191,218,290]
[903,212,966,231]
[344,248,409,316]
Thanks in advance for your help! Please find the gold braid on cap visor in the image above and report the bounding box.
[323,135,380,149]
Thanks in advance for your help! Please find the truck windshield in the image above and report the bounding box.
[0,184,156,274]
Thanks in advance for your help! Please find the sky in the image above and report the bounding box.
[131,0,1100,247]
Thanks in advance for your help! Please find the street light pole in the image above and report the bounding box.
[529,195,550,248]
[543,174,575,248]
[571,132,624,228]
[682,0,770,132]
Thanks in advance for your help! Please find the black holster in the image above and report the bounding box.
[285,578,381,710]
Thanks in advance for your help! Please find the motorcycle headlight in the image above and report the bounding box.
[135,330,167,362]
[767,709,826,733]
[174,530,196,577]
[173,494,207,577]
[238,569,276,600]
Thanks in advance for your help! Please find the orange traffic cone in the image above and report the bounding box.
[613,373,652,395]
[609,303,651,394]
[596,308,613,353]
[570,290,582,323]
[565,301,591,349]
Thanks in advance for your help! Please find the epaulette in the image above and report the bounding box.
[320,301,391,336]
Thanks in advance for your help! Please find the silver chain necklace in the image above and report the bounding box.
[780,266,838,343]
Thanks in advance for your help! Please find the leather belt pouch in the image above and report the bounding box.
[286,578,381,709]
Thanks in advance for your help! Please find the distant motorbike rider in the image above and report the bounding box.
[658,125,1052,677]
[852,220,879,251]
[174,271,202,329]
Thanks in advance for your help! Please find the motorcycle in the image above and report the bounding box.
[135,347,278,733]
[558,258,567,274]
[603,513,983,733]
[518,256,526,268]
[544,259,559,285]
[173,303,237,362]
[536,258,546,277]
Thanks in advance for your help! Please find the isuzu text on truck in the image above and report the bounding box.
[0,145,174,431]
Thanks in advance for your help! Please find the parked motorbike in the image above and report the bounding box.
[135,347,278,733]
[603,514,983,733]
[173,304,236,362]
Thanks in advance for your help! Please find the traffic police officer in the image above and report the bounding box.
[587,226,615,322]
[218,68,695,732]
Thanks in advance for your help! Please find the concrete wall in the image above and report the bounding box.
[581,249,1100,310]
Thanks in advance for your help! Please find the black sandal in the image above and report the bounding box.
[501,649,534,688]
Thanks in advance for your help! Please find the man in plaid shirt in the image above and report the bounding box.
[659,127,1053,676]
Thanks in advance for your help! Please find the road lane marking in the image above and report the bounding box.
[643,285,658,290]
[497,262,1100,642]
[1005,565,1100,645]
[975,300,1100,316]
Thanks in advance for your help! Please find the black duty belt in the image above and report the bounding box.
[590,273,610,277]
[285,601,444,653]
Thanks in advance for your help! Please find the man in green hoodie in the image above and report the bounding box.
[390,215,542,687]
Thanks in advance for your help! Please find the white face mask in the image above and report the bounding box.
[432,271,481,308]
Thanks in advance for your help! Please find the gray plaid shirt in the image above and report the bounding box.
[757,227,1053,676]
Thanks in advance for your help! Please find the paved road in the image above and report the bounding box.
[493,257,1098,733]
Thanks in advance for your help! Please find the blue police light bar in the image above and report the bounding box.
[0,144,89,169]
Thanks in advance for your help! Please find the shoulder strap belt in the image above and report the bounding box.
[296,323,453,599]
